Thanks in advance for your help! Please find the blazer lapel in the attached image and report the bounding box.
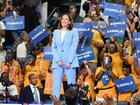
[58,30,62,46]
[28,86,34,100]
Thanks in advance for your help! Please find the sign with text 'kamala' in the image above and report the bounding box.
[73,22,93,32]
[109,16,127,28]
[44,46,53,61]
[73,21,107,33]
[114,76,137,93]
[104,2,125,17]
[77,46,95,64]
[133,32,140,49]
[29,25,50,45]
[78,31,93,49]
[5,16,25,30]
[104,25,125,39]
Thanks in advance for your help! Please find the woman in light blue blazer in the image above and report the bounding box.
[52,13,79,98]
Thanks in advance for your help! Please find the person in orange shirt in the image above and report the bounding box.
[77,60,95,102]
[102,40,123,77]
[1,49,23,94]
[95,55,118,103]
[118,64,140,102]
[35,43,51,89]
[83,17,104,75]
[23,54,42,88]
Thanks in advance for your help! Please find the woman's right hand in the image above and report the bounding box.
[57,60,64,67]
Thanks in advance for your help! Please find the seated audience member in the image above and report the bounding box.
[19,74,45,104]
[118,64,140,102]
[77,60,95,102]
[23,54,42,88]
[95,55,118,102]
[0,72,18,103]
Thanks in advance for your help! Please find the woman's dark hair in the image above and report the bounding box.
[80,63,86,70]
[65,87,78,105]
[82,1,90,15]
[123,63,131,73]
[58,13,73,30]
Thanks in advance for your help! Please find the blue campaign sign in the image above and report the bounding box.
[77,46,95,64]
[29,25,50,45]
[5,16,25,30]
[104,2,125,17]
[73,22,93,32]
[133,32,140,49]
[73,21,107,33]
[136,50,140,66]
[6,11,14,17]
[104,25,125,39]
[91,21,107,30]
[114,75,137,93]
[109,16,127,28]
[80,31,93,39]
[44,46,53,61]
[78,31,94,49]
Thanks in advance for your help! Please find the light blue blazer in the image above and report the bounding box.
[52,29,79,69]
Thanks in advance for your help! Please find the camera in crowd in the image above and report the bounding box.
[78,83,90,105]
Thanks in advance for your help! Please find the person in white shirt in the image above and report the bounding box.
[0,72,18,103]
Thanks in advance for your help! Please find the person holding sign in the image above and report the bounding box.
[83,17,104,75]
[95,55,118,103]
[118,63,140,102]
[52,13,79,98]
[77,60,95,102]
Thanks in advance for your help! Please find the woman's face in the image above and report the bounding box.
[124,40,130,47]
[109,43,116,53]
[22,31,29,42]
[128,13,134,20]
[122,67,130,76]
[61,15,71,28]
[82,68,88,77]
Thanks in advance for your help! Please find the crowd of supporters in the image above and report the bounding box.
[0,0,140,105]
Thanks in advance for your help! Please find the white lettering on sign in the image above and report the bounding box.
[117,81,133,88]
[105,8,122,13]
[32,29,46,40]
[7,21,23,25]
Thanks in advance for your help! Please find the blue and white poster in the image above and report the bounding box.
[104,2,125,17]
[80,31,93,39]
[6,11,14,17]
[73,21,107,32]
[114,76,137,93]
[136,50,140,66]
[44,46,53,61]
[104,25,125,39]
[29,25,50,45]
[109,16,127,28]
[77,46,95,64]
[5,16,25,30]
[73,22,93,32]
[133,32,140,49]
[78,31,94,49]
